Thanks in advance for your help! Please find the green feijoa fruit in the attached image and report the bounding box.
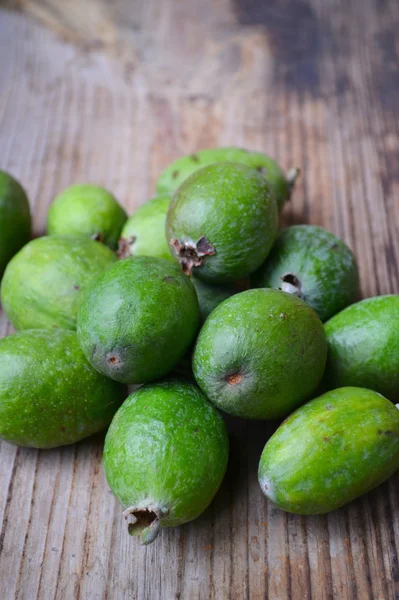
[156,147,298,211]
[258,387,399,514]
[324,295,399,401]
[1,235,117,330]
[0,170,31,278]
[0,329,126,448]
[103,380,229,544]
[191,277,239,322]
[77,256,200,384]
[118,195,173,261]
[193,288,327,419]
[251,225,360,322]
[166,163,278,283]
[47,184,127,249]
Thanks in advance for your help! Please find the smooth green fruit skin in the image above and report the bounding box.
[191,277,238,322]
[166,163,278,283]
[324,295,399,401]
[0,329,126,448]
[0,171,31,278]
[156,147,291,211]
[193,288,327,419]
[119,195,173,261]
[47,184,127,249]
[1,235,117,330]
[251,225,360,322]
[103,381,229,531]
[259,387,399,514]
[77,256,200,384]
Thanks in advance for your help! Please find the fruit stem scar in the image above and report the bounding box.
[107,354,120,365]
[123,505,168,545]
[227,373,242,385]
[280,273,302,297]
[170,236,216,275]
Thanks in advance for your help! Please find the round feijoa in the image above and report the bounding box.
[103,380,229,544]
[77,256,200,384]
[251,225,360,322]
[0,329,126,448]
[47,184,127,249]
[193,288,327,419]
[0,170,31,278]
[258,387,399,514]
[324,295,399,401]
[191,277,239,322]
[166,162,278,283]
[1,235,117,330]
[156,147,298,211]
[118,195,173,261]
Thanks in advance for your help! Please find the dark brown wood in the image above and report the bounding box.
[1,0,399,597]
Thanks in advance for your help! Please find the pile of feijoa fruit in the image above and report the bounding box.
[1,147,399,546]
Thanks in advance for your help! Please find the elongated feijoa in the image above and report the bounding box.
[47,184,127,249]
[77,256,200,384]
[0,329,126,448]
[1,235,117,330]
[324,295,399,401]
[193,289,327,419]
[259,387,399,514]
[156,147,298,211]
[166,163,278,282]
[251,225,360,322]
[103,380,229,544]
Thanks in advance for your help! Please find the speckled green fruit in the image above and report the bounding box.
[0,170,31,278]
[156,147,298,211]
[77,256,200,384]
[251,225,360,322]
[191,277,238,322]
[47,184,127,249]
[0,329,126,448]
[1,235,117,330]
[193,289,327,419]
[324,296,399,401]
[103,380,229,544]
[259,387,399,514]
[166,163,278,283]
[118,195,173,261]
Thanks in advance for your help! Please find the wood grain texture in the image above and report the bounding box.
[0,0,399,598]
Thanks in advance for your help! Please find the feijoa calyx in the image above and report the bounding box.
[324,295,399,401]
[103,380,229,544]
[1,235,117,330]
[47,184,127,249]
[166,162,278,282]
[77,256,200,384]
[0,170,31,278]
[259,387,399,514]
[156,147,298,211]
[251,225,360,322]
[193,288,327,419]
[0,329,126,448]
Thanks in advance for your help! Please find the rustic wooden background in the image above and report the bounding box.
[0,0,399,598]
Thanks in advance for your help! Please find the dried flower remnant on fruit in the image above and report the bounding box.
[228,373,242,385]
[91,232,105,243]
[280,273,302,297]
[171,235,216,275]
[117,236,136,259]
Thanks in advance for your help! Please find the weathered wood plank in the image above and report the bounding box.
[1,0,399,598]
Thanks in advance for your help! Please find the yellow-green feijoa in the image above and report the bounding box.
[166,163,278,283]
[47,184,127,249]
[258,387,399,514]
[251,225,360,322]
[1,235,117,330]
[0,170,31,278]
[103,380,229,544]
[0,329,126,448]
[324,295,399,401]
[156,147,298,211]
[77,256,200,384]
[193,289,327,419]
[118,195,173,261]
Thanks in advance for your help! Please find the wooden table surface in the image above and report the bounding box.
[1,0,399,598]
